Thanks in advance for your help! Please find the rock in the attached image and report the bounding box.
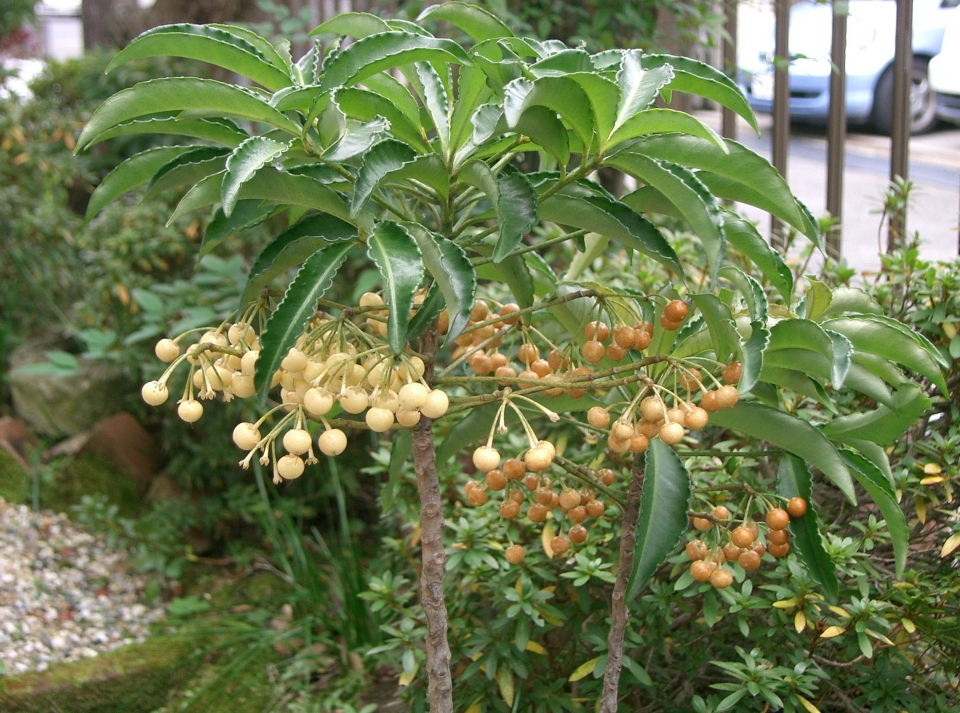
[78,414,161,493]
[9,335,133,438]
[0,417,34,468]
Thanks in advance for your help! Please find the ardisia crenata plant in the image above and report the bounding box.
[77,4,948,711]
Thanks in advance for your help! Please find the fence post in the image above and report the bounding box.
[722,0,738,141]
[826,0,848,262]
[888,0,913,251]
[771,0,791,251]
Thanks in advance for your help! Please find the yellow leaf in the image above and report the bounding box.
[116,283,130,305]
[569,656,601,682]
[542,521,556,558]
[866,628,894,645]
[922,463,942,475]
[795,611,807,633]
[941,533,960,558]
[828,606,851,619]
[63,132,76,151]
[901,618,916,633]
[465,701,482,713]
[470,651,482,662]
[773,598,799,609]
[945,483,954,504]
[916,499,927,524]
[516,578,523,595]
[944,321,957,339]
[409,525,422,548]
[920,476,945,485]
[526,641,546,654]
[12,152,28,166]
[497,666,515,706]
[399,665,417,687]
[821,626,846,639]
[796,694,822,713]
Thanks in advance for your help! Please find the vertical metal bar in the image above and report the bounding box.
[826,0,848,262]
[888,0,913,251]
[771,0,791,251]
[722,0,738,141]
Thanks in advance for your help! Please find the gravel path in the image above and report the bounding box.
[0,498,166,674]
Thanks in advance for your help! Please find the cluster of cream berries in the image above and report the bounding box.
[685,498,809,589]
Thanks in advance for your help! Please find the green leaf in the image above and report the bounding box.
[759,365,836,412]
[319,32,471,93]
[255,241,354,395]
[840,450,909,576]
[641,54,758,133]
[504,76,596,152]
[494,254,535,309]
[407,283,445,343]
[842,362,897,409]
[367,221,425,355]
[804,278,833,321]
[405,226,476,343]
[145,146,230,198]
[450,63,493,151]
[606,108,725,150]
[611,50,674,136]
[84,146,194,222]
[76,78,300,152]
[539,192,684,277]
[309,12,391,38]
[383,429,412,511]
[459,162,538,263]
[620,135,817,244]
[763,319,836,383]
[721,213,793,302]
[107,24,292,91]
[776,455,840,600]
[322,116,391,162]
[707,402,856,504]
[604,154,723,276]
[336,87,430,152]
[437,404,498,464]
[822,383,931,445]
[242,214,356,309]
[352,139,417,216]
[418,1,513,41]
[626,439,693,600]
[719,265,767,324]
[415,62,450,152]
[199,200,274,263]
[691,295,738,362]
[841,439,895,488]
[824,328,854,388]
[819,287,883,319]
[85,115,248,148]
[208,24,291,72]
[511,105,569,166]
[222,136,290,217]
[823,315,949,395]
[361,72,423,127]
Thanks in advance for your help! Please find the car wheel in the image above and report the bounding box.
[872,56,939,135]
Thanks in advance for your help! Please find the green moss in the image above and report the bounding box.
[0,448,28,504]
[42,453,142,517]
[0,638,193,713]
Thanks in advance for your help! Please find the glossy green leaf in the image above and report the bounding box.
[721,213,793,302]
[416,62,450,152]
[621,135,816,243]
[739,320,769,395]
[626,439,693,600]
[512,105,570,166]
[76,78,300,152]
[824,315,948,395]
[107,24,291,91]
[823,383,931,445]
[255,241,354,395]
[803,278,833,321]
[84,146,193,222]
[842,362,897,409]
[474,247,535,309]
[450,63,493,152]
[407,283,445,343]
[539,192,684,277]
[208,24,290,72]
[85,116,248,148]
[606,108,724,150]
[503,76,595,153]
[764,319,836,383]
[418,1,513,41]
[852,352,909,388]
[641,54,758,133]
[840,450,909,576]
[819,287,883,319]
[319,32,471,93]
[405,225,477,342]
[459,162,538,263]
[824,328,854,388]
[360,72,423,126]
[222,136,290,216]
[199,200,274,263]
[841,438,895,488]
[309,12,391,38]
[337,87,429,152]
[691,294,738,362]
[707,402,856,504]
[611,51,674,136]
[241,213,357,308]
[367,221,425,354]
[776,455,839,601]
[322,116,391,162]
[759,366,836,412]
[145,146,230,198]
[719,265,768,324]
[352,140,449,216]
[437,404,498,464]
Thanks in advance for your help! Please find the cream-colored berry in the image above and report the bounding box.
[177,400,203,422]
[241,350,259,377]
[612,420,634,441]
[640,396,664,422]
[304,388,334,416]
[318,428,347,456]
[228,322,254,345]
[587,407,610,429]
[398,382,429,411]
[659,422,685,445]
[472,446,501,472]
[283,428,312,456]
[233,422,261,450]
[524,443,553,472]
[281,348,308,373]
[277,454,305,480]
[359,292,384,308]
[155,339,180,363]
[230,374,256,398]
[366,407,395,432]
[420,389,449,419]
[141,381,169,406]
[339,386,370,414]
[396,408,422,427]
[685,406,709,430]
[205,365,233,390]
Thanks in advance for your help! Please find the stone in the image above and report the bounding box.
[78,414,161,493]
[0,417,34,468]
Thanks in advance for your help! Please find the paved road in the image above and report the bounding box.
[696,111,960,273]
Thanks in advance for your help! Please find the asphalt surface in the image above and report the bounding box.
[697,111,960,273]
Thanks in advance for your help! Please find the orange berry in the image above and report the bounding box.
[716,385,739,409]
[489,352,508,369]
[530,359,552,378]
[485,469,507,491]
[567,506,587,524]
[690,560,716,582]
[660,315,682,331]
[599,468,616,486]
[768,542,790,558]
[634,330,652,350]
[722,361,743,384]
[470,352,494,375]
[692,517,712,532]
[767,528,789,545]
[738,549,762,571]
[664,300,689,322]
[614,325,638,349]
[606,344,626,361]
[685,407,709,430]
[524,473,540,491]
[787,497,808,518]
[710,568,734,589]
[550,535,571,556]
[470,299,489,322]
[559,489,581,509]
[686,540,708,560]
[495,365,517,385]
[499,303,521,325]
[568,525,588,544]
[547,349,569,372]
[659,422,685,445]
[505,544,525,564]
[502,458,525,481]
[585,499,605,518]
[701,390,720,412]
[722,542,743,562]
[731,525,756,548]
[766,508,790,531]
[629,434,649,454]
[587,407,610,429]
[499,500,520,519]
[527,503,547,522]
[712,505,730,521]
[581,340,605,364]
[517,343,539,365]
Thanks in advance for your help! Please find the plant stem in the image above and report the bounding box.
[410,325,453,713]
[600,454,645,713]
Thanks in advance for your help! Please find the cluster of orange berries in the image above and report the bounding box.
[140,294,450,483]
[686,498,809,589]
[464,441,610,564]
